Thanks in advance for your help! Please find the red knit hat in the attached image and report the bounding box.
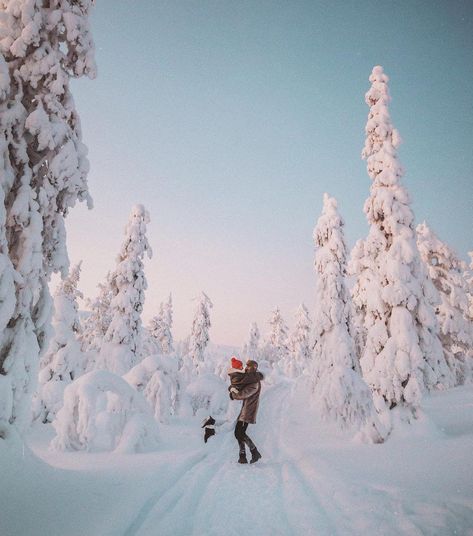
[231,357,243,370]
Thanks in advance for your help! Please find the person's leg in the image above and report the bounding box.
[241,423,262,463]
[240,422,256,451]
[234,420,247,463]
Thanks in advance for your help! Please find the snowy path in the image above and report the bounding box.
[127,380,473,536]
[130,381,299,536]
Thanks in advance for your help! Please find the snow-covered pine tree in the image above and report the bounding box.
[164,293,174,353]
[466,252,473,322]
[0,55,18,439]
[35,262,85,422]
[417,222,473,384]
[264,308,290,364]
[351,66,452,423]
[466,252,473,377]
[245,322,261,361]
[80,271,115,356]
[0,1,96,440]
[189,292,213,367]
[312,194,384,441]
[101,205,152,375]
[289,304,312,372]
[148,293,174,355]
[147,311,164,354]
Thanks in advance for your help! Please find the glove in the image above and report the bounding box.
[229,391,234,400]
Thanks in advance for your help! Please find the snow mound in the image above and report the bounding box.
[184,373,229,417]
[124,354,179,423]
[51,370,159,453]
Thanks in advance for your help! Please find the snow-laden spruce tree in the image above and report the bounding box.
[0,56,18,439]
[466,252,473,323]
[465,252,473,375]
[244,322,261,361]
[417,222,473,384]
[313,194,385,441]
[100,205,152,375]
[148,294,174,355]
[164,294,174,352]
[263,308,290,364]
[351,66,452,422]
[35,263,85,422]
[288,304,312,376]
[0,1,96,440]
[189,292,213,368]
[80,271,115,357]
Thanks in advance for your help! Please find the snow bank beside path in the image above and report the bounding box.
[52,370,159,453]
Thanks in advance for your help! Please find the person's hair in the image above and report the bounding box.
[246,360,258,369]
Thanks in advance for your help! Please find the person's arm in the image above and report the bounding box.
[231,381,259,400]
[233,371,264,388]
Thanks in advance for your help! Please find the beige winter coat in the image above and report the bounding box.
[232,372,263,424]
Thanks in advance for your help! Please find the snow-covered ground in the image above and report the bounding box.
[2,380,473,536]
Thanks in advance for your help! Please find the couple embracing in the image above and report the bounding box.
[228,357,264,464]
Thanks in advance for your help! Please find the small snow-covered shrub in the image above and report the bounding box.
[124,354,179,423]
[99,342,137,376]
[51,370,158,453]
[184,373,228,417]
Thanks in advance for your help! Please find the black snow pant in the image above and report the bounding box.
[234,420,256,454]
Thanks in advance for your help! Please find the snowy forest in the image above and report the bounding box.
[1,2,472,536]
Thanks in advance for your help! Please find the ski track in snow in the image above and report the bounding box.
[123,451,207,536]
[133,382,295,536]
[131,381,361,536]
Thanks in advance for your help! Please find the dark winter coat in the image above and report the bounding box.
[231,371,264,424]
[228,369,262,390]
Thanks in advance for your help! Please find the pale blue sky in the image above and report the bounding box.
[66,0,473,346]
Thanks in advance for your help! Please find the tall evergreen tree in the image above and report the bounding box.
[189,292,213,367]
[244,322,260,361]
[313,194,384,440]
[264,308,289,363]
[80,271,115,356]
[466,252,473,323]
[0,1,96,440]
[417,222,473,384]
[351,66,451,422]
[148,294,174,355]
[290,304,312,362]
[101,205,152,375]
[163,293,174,354]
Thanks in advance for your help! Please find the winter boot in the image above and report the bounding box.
[201,415,216,428]
[204,427,215,443]
[238,451,248,464]
[249,448,262,464]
